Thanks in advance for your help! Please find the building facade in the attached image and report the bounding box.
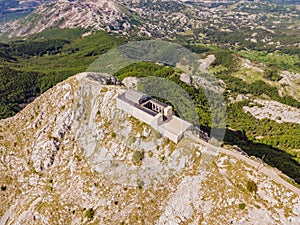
[116,89,192,143]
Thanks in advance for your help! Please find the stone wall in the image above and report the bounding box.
[116,97,159,128]
[117,96,191,144]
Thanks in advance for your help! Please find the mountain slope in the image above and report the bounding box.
[0,0,56,23]
[0,72,299,224]
[5,0,133,38]
[2,0,299,51]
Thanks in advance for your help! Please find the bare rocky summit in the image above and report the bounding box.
[0,72,299,224]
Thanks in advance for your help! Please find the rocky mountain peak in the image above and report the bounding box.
[6,0,131,38]
[0,72,299,224]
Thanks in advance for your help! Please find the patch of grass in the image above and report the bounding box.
[246,180,258,193]
[128,136,137,145]
[237,50,300,73]
[28,28,87,41]
[239,203,246,210]
[132,150,144,165]
[85,208,95,219]
[233,68,263,84]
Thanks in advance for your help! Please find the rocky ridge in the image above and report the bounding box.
[243,99,300,124]
[1,0,299,43]
[6,0,132,37]
[0,72,299,224]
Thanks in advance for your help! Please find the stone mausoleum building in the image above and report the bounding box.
[116,89,192,143]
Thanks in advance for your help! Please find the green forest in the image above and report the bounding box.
[0,29,125,118]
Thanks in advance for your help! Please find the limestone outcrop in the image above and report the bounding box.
[0,72,299,224]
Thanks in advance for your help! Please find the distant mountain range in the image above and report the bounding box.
[0,0,55,15]
[0,0,299,19]
[267,0,300,4]
[0,0,55,23]
[0,0,299,46]
[0,1,300,223]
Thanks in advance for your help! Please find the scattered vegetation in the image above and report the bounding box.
[132,150,144,165]
[263,67,281,81]
[128,136,137,145]
[1,185,7,191]
[85,208,95,219]
[136,179,144,190]
[246,180,258,193]
[239,203,246,210]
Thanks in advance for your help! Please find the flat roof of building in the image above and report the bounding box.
[125,89,149,104]
[158,116,192,137]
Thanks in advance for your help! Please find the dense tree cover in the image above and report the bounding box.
[211,50,234,69]
[0,43,17,62]
[0,66,77,119]
[0,67,41,118]
[184,44,210,54]
[227,101,300,151]
[8,39,70,57]
[0,29,126,119]
[114,62,175,80]
[280,47,300,57]
[225,132,300,184]
[224,101,300,183]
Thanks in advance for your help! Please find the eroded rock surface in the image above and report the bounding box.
[243,99,300,124]
[0,72,299,224]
